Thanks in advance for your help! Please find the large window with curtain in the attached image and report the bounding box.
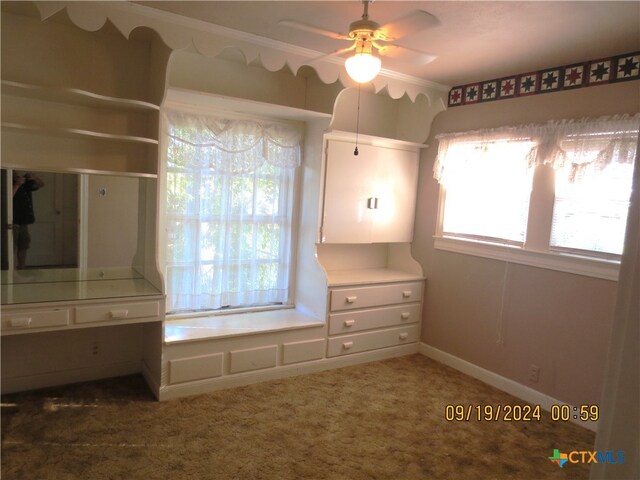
[163,109,303,313]
[433,114,639,277]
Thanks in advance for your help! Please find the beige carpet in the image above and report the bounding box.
[1,355,594,479]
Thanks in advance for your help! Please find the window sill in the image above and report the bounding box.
[433,236,619,281]
[164,307,325,344]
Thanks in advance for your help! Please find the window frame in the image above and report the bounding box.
[158,99,303,316]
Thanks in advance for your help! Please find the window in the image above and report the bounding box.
[433,114,639,278]
[550,133,636,256]
[163,109,303,313]
[439,138,536,244]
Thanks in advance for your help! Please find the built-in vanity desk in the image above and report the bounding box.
[1,275,163,335]
[1,278,165,395]
[0,5,171,396]
[0,184,166,396]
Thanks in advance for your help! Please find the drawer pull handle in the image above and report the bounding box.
[401,312,411,320]
[346,296,357,304]
[109,309,129,319]
[402,290,412,298]
[399,332,409,340]
[342,341,353,350]
[10,317,32,328]
[344,319,355,327]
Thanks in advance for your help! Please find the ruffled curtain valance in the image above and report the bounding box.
[165,110,303,174]
[434,113,640,184]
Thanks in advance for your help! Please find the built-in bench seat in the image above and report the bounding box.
[164,308,325,344]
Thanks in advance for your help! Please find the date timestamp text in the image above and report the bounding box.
[444,404,599,422]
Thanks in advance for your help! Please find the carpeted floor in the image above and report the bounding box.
[1,354,594,479]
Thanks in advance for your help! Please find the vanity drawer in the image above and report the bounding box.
[2,308,70,331]
[330,281,423,311]
[75,300,160,324]
[328,303,421,335]
[327,324,419,357]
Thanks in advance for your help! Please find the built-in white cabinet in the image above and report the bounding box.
[326,279,423,357]
[0,6,170,397]
[320,133,422,244]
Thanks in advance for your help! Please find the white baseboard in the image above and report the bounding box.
[159,343,419,401]
[419,343,598,432]
[1,361,141,395]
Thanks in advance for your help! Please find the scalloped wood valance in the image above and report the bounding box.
[32,1,450,104]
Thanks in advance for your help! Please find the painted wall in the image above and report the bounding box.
[413,81,639,406]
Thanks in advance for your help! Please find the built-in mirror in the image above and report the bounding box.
[1,169,158,304]
[2,169,79,271]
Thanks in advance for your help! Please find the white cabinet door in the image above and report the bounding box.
[321,140,376,243]
[321,137,419,244]
[372,145,419,243]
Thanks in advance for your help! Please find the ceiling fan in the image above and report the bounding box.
[280,0,438,83]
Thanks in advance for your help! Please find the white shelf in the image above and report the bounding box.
[1,279,163,305]
[324,130,429,150]
[166,88,333,121]
[325,268,425,287]
[2,122,159,145]
[1,80,160,111]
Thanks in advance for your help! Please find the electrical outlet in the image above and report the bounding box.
[91,341,100,356]
[529,364,540,383]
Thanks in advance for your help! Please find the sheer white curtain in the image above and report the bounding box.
[434,114,640,185]
[164,109,303,313]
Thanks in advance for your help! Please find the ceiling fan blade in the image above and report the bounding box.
[377,10,439,41]
[376,44,437,65]
[278,19,351,41]
[308,44,357,63]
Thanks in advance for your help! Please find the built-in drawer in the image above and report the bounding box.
[75,300,160,324]
[327,324,420,357]
[1,308,70,331]
[328,303,421,335]
[330,281,423,312]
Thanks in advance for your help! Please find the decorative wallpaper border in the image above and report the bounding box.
[448,51,639,107]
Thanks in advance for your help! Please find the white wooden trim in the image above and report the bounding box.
[419,343,598,432]
[141,359,161,400]
[323,130,428,150]
[158,343,419,401]
[164,88,331,122]
[434,235,619,281]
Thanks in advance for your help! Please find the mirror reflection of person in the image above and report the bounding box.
[12,171,44,269]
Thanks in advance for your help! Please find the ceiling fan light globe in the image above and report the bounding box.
[345,53,381,83]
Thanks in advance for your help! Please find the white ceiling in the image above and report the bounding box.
[135,1,640,87]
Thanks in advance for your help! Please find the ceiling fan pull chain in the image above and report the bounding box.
[354,83,361,156]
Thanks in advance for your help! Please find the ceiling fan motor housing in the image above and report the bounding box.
[349,19,380,39]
